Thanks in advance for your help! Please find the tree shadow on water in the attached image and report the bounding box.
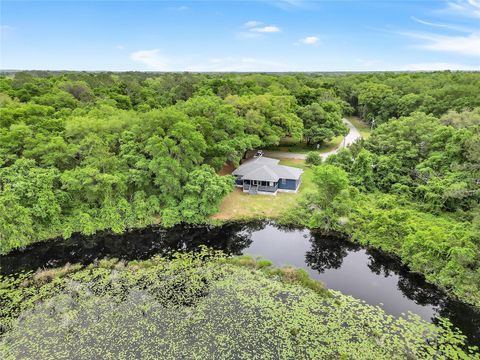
[305,232,359,273]
[0,221,262,276]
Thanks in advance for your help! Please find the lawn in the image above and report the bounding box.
[212,159,315,221]
[348,116,372,139]
[264,135,343,154]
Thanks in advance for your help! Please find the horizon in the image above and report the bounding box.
[1,0,479,72]
[1,69,479,74]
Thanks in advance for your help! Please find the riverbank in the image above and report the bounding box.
[2,250,477,359]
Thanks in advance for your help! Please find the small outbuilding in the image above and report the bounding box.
[232,156,303,195]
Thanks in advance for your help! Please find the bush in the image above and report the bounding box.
[306,151,322,166]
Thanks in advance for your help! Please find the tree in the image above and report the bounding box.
[297,101,347,145]
[355,82,399,123]
[178,165,234,223]
[304,164,353,232]
[350,149,375,191]
[312,164,350,208]
[225,94,303,145]
[0,187,34,253]
[62,80,94,102]
[306,151,322,166]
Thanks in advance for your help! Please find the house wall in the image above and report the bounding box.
[278,178,299,191]
[237,175,301,194]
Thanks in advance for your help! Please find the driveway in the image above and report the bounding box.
[263,118,362,160]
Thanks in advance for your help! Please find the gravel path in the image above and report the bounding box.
[263,118,362,160]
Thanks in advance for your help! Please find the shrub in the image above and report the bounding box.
[306,151,322,166]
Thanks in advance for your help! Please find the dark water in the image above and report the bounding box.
[1,221,479,345]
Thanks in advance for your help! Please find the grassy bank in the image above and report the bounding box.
[1,250,477,359]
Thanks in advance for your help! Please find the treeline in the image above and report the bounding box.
[332,71,480,123]
[1,71,479,256]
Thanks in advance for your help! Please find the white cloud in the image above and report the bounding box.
[186,57,286,72]
[116,45,125,50]
[237,22,281,39]
[129,51,286,72]
[0,25,14,34]
[299,36,319,45]
[267,0,306,10]
[353,58,480,72]
[168,5,189,11]
[410,16,472,32]
[130,49,168,70]
[439,0,480,18]
[401,31,480,56]
[402,62,480,71]
[250,25,280,33]
[244,21,262,28]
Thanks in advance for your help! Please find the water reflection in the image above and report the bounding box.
[0,222,257,274]
[0,221,478,345]
[306,234,359,273]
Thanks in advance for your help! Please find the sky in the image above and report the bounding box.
[1,0,479,72]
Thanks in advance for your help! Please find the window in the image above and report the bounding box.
[269,181,273,186]
[281,178,286,184]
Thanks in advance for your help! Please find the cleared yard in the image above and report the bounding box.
[212,159,315,221]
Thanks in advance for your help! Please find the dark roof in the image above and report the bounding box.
[232,156,303,182]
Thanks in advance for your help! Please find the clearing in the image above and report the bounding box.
[212,159,314,221]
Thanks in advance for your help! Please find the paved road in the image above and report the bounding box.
[263,118,362,160]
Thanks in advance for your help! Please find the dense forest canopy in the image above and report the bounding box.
[0,71,479,265]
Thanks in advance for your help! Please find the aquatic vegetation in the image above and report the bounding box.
[1,250,478,359]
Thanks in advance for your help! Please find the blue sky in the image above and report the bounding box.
[1,0,479,71]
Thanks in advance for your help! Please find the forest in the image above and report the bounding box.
[0,71,479,308]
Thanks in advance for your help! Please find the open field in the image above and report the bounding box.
[212,159,314,221]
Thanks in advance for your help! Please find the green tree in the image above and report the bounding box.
[306,151,322,166]
[178,165,234,223]
[312,164,350,208]
[297,101,347,145]
[350,149,375,191]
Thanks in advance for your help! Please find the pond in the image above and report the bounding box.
[1,221,479,345]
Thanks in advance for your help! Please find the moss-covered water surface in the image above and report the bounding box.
[1,249,478,359]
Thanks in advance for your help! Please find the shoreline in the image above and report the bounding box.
[2,217,479,312]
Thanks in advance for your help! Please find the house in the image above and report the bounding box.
[232,155,303,195]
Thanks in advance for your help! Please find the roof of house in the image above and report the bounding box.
[232,156,303,182]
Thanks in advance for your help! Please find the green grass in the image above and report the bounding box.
[212,159,315,221]
[348,116,372,139]
[265,135,343,154]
